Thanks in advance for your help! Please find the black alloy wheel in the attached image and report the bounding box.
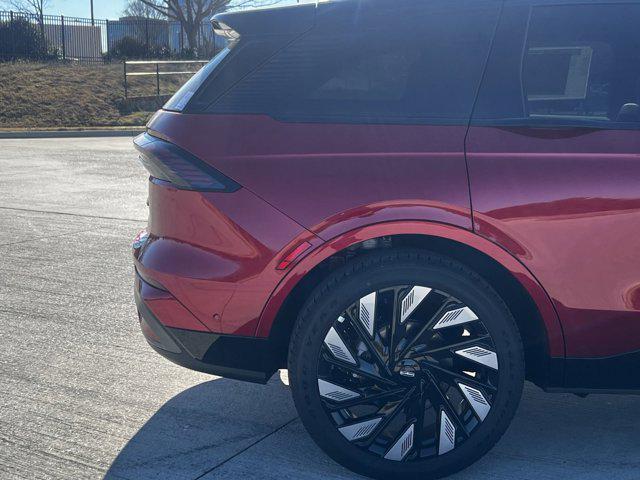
[288,249,524,480]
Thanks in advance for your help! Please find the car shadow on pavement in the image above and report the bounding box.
[104,380,640,480]
[103,375,297,480]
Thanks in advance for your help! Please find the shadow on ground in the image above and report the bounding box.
[105,380,640,480]
[104,377,297,480]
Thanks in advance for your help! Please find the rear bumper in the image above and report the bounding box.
[133,178,317,336]
[134,273,279,384]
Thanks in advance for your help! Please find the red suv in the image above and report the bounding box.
[132,1,640,478]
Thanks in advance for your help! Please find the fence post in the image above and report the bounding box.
[123,62,128,98]
[156,63,160,97]
[60,15,66,60]
[105,19,110,57]
[39,13,45,51]
[197,24,201,56]
[145,18,150,57]
[180,23,184,53]
[10,11,15,57]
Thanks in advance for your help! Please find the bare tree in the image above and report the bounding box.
[123,0,167,20]
[5,0,50,19]
[136,0,289,51]
[135,0,228,51]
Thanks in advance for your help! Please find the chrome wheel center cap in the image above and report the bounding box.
[397,359,420,378]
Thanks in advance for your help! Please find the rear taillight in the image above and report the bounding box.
[134,132,240,192]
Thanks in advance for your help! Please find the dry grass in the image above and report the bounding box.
[0,62,190,129]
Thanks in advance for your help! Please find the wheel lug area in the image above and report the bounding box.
[394,358,422,382]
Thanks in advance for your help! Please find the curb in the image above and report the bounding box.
[0,128,145,139]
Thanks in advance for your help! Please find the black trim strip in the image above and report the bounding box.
[562,349,640,391]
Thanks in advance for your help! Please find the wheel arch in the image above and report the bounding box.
[260,221,565,388]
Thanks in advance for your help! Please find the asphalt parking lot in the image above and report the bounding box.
[1,136,639,480]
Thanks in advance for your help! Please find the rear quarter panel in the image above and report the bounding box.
[147,112,473,238]
[467,126,640,358]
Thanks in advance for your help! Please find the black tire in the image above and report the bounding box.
[288,249,524,480]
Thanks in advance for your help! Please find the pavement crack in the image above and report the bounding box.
[192,417,299,480]
[0,206,145,223]
[0,228,97,247]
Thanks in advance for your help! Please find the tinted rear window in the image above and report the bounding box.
[163,47,232,112]
[205,0,500,124]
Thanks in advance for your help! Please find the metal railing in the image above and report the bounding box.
[0,10,226,63]
[124,59,208,98]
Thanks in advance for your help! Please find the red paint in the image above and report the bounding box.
[256,221,564,358]
[133,177,321,334]
[147,112,474,233]
[135,275,210,332]
[467,127,640,358]
[138,111,479,338]
[135,109,639,369]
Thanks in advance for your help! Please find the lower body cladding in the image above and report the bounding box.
[135,273,279,383]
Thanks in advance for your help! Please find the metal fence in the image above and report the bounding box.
[0,11,226,63]
[124,59,208,98]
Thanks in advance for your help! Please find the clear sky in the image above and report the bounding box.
[46,0,127,19]
[40,0,310,20]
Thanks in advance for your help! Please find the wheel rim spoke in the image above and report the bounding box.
[387,287,403,370]
[395,299,457,361]
[345,309,394,379]
[321,350,397,387]
[324,386,410,411]
[361,386,418,447]
[412,379,428,456]
[424,372,470,440]
[425,361,497,393]
[317,284,499,462]
[423,334,491,355]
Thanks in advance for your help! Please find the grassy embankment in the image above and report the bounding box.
[0,62,191,129]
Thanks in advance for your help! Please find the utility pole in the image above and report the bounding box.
[90,0,94,25]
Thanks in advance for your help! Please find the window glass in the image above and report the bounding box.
[186,34,306,112]
[523,4,640,126]
[525,46,594,102]
[311,51,418,103]
[164,47,232,112]
[208,0,500,124]
[474,3,640,128]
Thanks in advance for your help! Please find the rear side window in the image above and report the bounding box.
[473,3,640,128]
[311,50,418,103]
[206,0,500,124]
[164,47,232,112]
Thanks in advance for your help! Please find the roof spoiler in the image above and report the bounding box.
[212,3,317,38]
[211,19,240,40]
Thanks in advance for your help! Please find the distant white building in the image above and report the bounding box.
[44,23,102,60]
